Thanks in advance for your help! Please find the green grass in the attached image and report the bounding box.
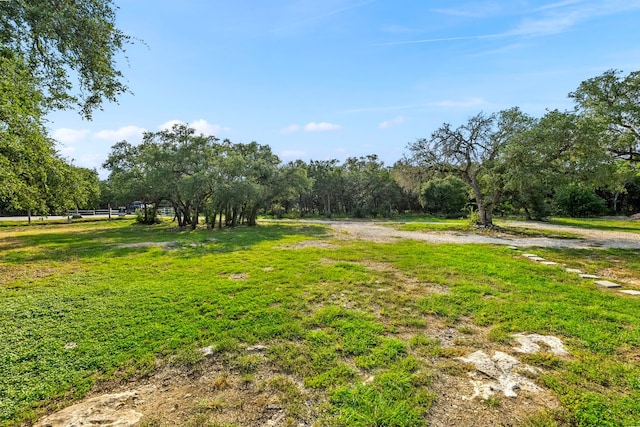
[1,219,640,426]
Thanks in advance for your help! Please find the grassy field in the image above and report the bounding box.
[1,219,639,426]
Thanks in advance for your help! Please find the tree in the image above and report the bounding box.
[2,1,130,215]
[570,69,640,163]
[408,108,532,226]
[554,184,606,217]
[1,0,132,118]
[499,110,608,219]
[1,52,99,216]
[268,161,313,218]
[1,53,50,213]
[419,176,469,217]
[307,160,344,217]
[391,158,433,212]
[342,155,403,217]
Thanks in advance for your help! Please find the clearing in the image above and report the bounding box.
[1,218,639,427]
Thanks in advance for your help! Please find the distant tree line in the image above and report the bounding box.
[99,69,639,227]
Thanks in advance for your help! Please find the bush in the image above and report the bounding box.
[553,184,606,217]
[419,176,469,217]
[135,207,160,224]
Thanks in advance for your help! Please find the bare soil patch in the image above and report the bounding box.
[37,353,320,427]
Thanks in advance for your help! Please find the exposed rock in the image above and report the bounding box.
[199,346,214,356]
[512,334,569,356]
[458,351,541,400]
[619,289,640,295]
[34,391,142,427]
[595,280,621,288]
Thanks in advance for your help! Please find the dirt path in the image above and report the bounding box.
[302,220,640,250]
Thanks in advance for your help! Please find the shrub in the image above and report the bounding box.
[553,184,606,217]
[419,176,469,217]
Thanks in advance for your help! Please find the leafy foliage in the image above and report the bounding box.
[419,176,469,217]
[553,184,606,217]
[570,69,640,163]
[0,0,132,118]
[408,108,533,225]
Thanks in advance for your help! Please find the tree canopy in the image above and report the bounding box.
[0,0,131,118]
[407,108,533,226]
[570,69,640,163]
[1,0,132,216]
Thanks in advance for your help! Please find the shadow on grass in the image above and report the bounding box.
[0,221,330,264]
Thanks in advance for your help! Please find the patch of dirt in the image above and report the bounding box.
[36,351,320,427]
[0,265,58,286]
[279,240,337,249]
[0,261,85,287]
[598,267,640,287]
[115,241,180,250]
[425,332,567,427]
[427,372,559,427]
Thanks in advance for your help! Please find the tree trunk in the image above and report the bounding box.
[247,206,259,226]
[470,181,492,227]
[191,202,200,230]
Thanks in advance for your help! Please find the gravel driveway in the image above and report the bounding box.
[302,220,640,250]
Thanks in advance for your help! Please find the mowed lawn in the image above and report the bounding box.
[1,219,639,426]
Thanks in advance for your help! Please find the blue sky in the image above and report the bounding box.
[49,0,640,178]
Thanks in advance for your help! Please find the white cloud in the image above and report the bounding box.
[381,24,422,34]
[384,1,640,47]
[94,125,146,141]
[77,153,104,170]
[379,116,408,129]
[159,120,184,131]
[431,2,504,18]
[159,119,229,136]
[52,128,90,144]
[534,0,585,13]
[281,150,306,159]
[304,122,342,132]
[280,124,301,134]
[191,119,228,135]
